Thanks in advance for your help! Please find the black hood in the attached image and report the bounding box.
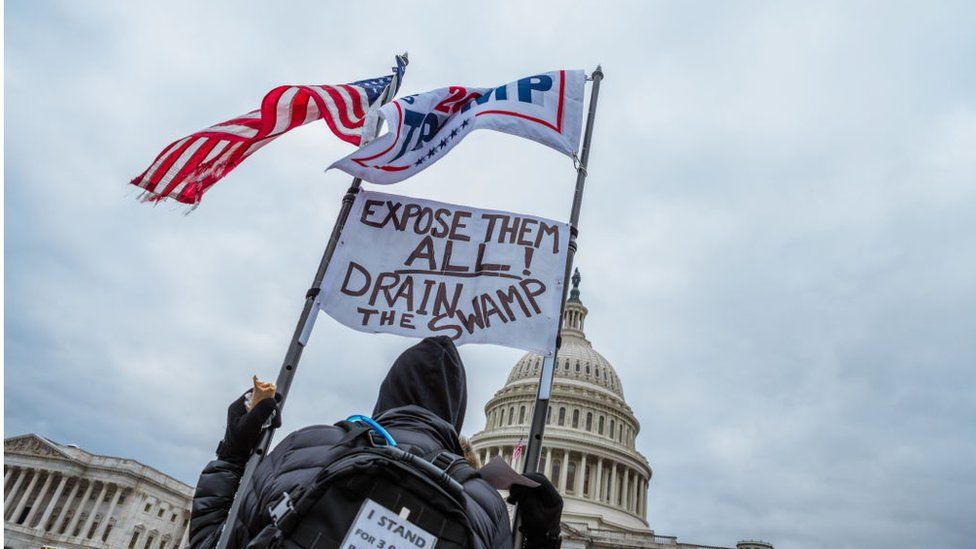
[372,336,467,432]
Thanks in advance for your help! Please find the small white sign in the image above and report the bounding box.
[339,498,438,549]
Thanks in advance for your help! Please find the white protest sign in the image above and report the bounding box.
[339,499,438,549]
[320,190,569,355]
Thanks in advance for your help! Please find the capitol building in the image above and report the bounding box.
[3,434,192,549]
[470,271,773,549]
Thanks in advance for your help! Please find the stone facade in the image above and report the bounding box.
[470,272,772,549]
[4,434,193,549]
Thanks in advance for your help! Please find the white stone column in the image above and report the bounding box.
[37,473,68,531]
[559,451,570,492]
[116,491,147,548]
[81,481,109,539]
[544,448,553,479]
[5,467,27,513]
[52,477,81,534]
[640,478,647,516]
[621,466,632,511]
[634,477,640,515]
[4,467,14,489]
[24,471,55,526]
[95,484,123,540]
[65,479,94,537]
[11,468,41,523]
[595,458,604,502]
[631,473,639,512]
[180,516,191,549]
[609,462,618,506]
[576,454,587,497]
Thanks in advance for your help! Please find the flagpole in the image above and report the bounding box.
[214,57,405,549]
[513,65,603,546]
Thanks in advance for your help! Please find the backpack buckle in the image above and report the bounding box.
[268,491,294,527]
[431,451,464,473]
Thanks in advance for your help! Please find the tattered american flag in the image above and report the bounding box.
[131,56,406,206]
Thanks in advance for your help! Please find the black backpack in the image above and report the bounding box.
[246,416,478,549]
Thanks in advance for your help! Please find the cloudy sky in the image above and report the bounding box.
[5,2,975,548]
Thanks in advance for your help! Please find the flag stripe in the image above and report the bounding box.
[156,138,220,197]
[130,69,399,205]
[146,137,199,191]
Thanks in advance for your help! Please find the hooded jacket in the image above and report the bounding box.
[189,337,512,549]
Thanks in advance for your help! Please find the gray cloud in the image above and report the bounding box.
[5,2,975,548]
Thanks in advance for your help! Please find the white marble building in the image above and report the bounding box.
[470,272,773,549]
[4,434,193,549]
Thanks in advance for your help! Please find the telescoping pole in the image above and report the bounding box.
[214,64,403,549]
[513,65,603,545]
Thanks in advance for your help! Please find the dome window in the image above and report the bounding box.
[572,409,580,428]
[518,405,526,424]
[598,416,605,434]
[558,407,566,426]
[585,364,591,375]
[586,412,593,431]
[575,361,580,373]
[546,405,552,424]
[508,406,514,425]
[610,419,615,438]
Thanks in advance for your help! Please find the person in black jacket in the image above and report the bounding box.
[189,336,562,549]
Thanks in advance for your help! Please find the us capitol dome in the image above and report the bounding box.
[470,270,773,549]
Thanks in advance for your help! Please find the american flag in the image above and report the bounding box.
[513,438,526,461]
[131,56,407,206]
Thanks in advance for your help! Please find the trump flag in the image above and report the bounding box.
[329,70,585,184]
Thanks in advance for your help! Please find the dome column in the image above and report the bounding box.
[559,451,570,491]
[609,462,618,506]
[622,468,630,511]
[595,457,604,502]
[640,478,648,517]
[577,454,587,498]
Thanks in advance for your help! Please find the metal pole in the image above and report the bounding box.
[513,65,603,546]
[214,61,403,549]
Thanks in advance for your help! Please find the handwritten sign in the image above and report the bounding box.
[339,499,438,549]
[320,190,569,355]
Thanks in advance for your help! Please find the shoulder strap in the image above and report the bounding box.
[428,450,481,485]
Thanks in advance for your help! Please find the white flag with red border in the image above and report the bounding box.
[328,70,585,185]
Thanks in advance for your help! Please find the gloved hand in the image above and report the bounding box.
[216,391,282,461]
[507,472,563,549]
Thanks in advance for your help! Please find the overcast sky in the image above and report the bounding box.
[5,2,975,548]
